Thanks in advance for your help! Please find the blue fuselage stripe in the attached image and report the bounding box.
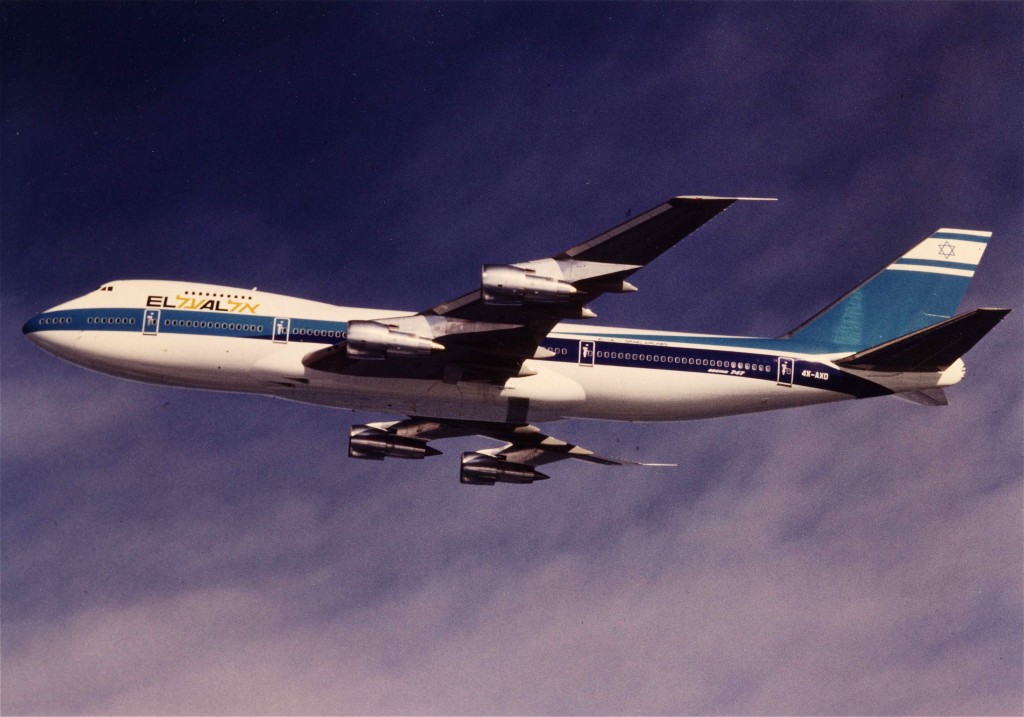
[23,308,349,343]
[537,338,888,398]
[24,308,890,399]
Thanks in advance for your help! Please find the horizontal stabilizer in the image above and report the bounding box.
[895,388,949,407]
[836,308,1010,372]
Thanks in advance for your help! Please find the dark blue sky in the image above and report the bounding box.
[2,3,1021,714]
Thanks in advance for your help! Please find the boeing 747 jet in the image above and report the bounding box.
[24,197,1010,484]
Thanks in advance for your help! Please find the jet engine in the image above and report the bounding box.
[345,320,444,359]
[481,264,578,304]
[481,258,641,305]
[348,425,441,460]
[459,451,550,485]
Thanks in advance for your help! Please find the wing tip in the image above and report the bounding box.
[673,195,778,202]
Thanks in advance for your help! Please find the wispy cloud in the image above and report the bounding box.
[3,340,1020,713]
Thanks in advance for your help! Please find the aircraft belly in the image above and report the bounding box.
[287,362,845,423]
[288,375,523,422]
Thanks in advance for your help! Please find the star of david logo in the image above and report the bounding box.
[937,240,956,259]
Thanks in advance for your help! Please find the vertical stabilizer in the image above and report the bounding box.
[785,229,991,350]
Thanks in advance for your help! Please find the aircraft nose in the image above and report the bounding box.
[23,312,44,339]
[23,307,79,353]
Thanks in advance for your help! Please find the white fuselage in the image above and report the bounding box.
[23,280,965,424]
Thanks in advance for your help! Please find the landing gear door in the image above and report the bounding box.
[777,357,795,386]
[578,340,595,367]
[272,317,290,343]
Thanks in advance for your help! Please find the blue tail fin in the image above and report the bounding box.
[785,228,991,351]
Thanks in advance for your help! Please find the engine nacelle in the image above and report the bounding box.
[345,320,444,359]
[459,452,550,485]
[481,258,641,305]
[482,264,578,304]
[349,425,442,460]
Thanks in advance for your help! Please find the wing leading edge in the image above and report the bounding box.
[303,196,771,382]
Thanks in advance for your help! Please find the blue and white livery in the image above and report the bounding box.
[23,197,1010,484]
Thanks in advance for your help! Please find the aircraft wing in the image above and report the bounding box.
[304,196,770,382]
[348,417,674,484]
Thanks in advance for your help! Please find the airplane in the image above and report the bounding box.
[23,196,1010,485]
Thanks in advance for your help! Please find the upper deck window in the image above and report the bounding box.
[183,290,253,300]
